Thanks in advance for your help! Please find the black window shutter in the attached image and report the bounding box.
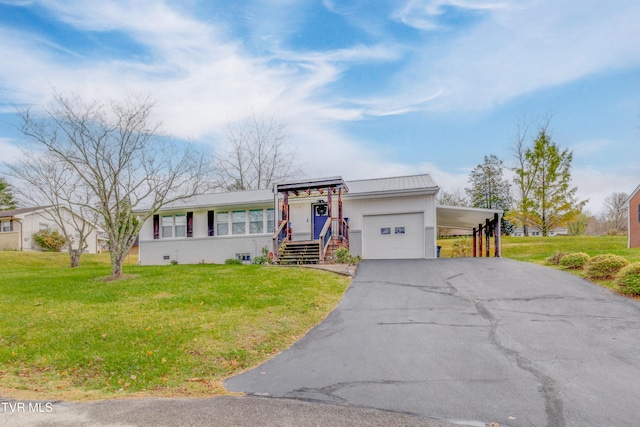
[207,211,215,236]
[187,212,193,237]
[638,204,640,223]
[153,214,159,239]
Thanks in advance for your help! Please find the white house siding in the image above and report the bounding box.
[342,194,437,259]
[139,234,272,265]
[288,201,312,241]
[15,211,101,253]
[139,207,274,265]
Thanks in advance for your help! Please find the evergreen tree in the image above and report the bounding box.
[465,154,513,234]
[0,177,17,210]
[465,154,511,210]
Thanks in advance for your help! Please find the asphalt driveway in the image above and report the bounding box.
[226,258,640,427]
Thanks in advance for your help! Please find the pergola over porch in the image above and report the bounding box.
[272,176,349,264]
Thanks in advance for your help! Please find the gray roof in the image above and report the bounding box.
[0,206,51,218]
[156,189,274,211]
[346,174,438,197]
[151,174,439,212]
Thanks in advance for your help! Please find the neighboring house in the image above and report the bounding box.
[0,206,102,253]
[137,174,502,265]
[511,227,569,237]
[627,184,640,248]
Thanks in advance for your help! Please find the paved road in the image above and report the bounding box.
[0,395,450,426]
[226,258,640,427]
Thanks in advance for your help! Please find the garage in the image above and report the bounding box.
[362,212,425,259]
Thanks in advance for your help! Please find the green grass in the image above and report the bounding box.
[0,252,350,400]
[438,235,640,263]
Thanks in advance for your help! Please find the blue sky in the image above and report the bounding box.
[1,0,639,213]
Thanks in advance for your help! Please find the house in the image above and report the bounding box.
[511,226,569,237]
[137,174,503,265]
[627,184,640,248]
[0,206,102,253]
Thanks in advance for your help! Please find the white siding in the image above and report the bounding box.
[343,194,437,259]
[343,194,436,229]
[139,206,274,265]
[289,201,312,241]
[139,235,272,265]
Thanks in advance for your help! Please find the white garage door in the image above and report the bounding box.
[362,213,425,259]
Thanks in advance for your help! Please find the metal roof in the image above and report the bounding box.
[0,206,52,218]
[345,174,438,197]
[154,189,274,212]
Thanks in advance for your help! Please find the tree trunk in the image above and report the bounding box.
[69,249,80,268]
[110,250,124,278]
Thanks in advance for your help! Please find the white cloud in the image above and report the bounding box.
[393,0,640,112]
[572,167,637,215]
[570,139,614,158]
[393,0,509,30]
[0,138,23,164]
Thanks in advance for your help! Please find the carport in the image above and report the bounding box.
[436,205,502,257]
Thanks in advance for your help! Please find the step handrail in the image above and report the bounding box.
[318,217,332,263]
[272,220,288,263]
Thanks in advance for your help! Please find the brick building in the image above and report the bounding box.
[628,184,640,248]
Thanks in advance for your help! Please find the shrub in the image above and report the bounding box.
[252,255,266,265]
[547,251,568,265]
[617,263,640,295]
[585,254,629,280]
[452,237,472,257]
[32,230,67,252]
[170,260,178,265]
[559,252,590,269]
[224,258,242,265]
[334,247,350,264]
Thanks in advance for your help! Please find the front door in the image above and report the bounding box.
[312,203,329,240]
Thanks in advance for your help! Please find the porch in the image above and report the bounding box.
[273,177,349,264]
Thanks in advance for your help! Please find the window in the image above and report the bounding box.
[174,214,186,237]
[1,221,10,233]
[381,227,391,235]
[162,214,187,238]
[236,253,251,263]
[39,223,49,231]
[250,210,263,234]
[217,212,229,236]
[267,208,275,233]
[214,208,272,236]
[162,215,173,238]
[232,210,246,235]
[395,227,405,234]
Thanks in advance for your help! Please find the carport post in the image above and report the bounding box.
[485,218,490,257]
[494,213,500,258]
[472,228,477,257]
[478,223,483,257]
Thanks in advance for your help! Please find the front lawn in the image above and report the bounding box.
[438,235,639,263]
[0,252,350,400]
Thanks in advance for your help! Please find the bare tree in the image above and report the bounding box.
[213,113,302,190]
[9,154,100,267]
[508,116,552,236]
[437,188,468,206]
[602,192,628,235]
[15,92,211,278]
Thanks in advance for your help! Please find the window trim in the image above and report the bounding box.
[161,213,190,239]
[214,208,275,237]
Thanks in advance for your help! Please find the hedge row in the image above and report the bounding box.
[549,252,640,296]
